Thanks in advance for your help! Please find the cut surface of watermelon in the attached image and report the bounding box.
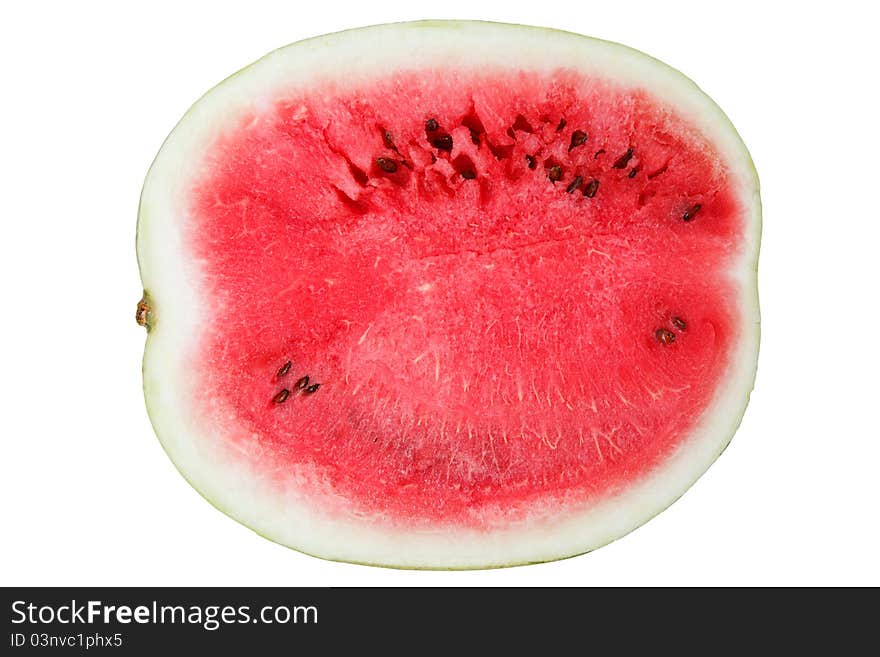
[137,21,760,568]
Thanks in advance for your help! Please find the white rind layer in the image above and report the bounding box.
[138,21,760,568]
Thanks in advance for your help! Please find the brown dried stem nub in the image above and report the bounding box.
[136,296,151,328]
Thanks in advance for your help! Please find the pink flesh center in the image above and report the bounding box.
[190,69,742,527]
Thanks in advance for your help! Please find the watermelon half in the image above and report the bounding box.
[137,21,760,568]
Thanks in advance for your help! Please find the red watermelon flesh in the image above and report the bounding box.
[193,70,739,525]
[137,22,760,567]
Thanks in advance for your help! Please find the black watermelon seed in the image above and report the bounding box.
[305,383,321,395]
[613,148,635,169]
[556,118,567,132]
[276,361,292,378]
[295,375,310,390]
[376,157,398,173]
[569,130,588,151]
[431,135,453,151]
[461,169,477,180]
[628,168,638,179]
[655,328,676,345]
[682,204,702,222]
[566,176,583,193]
[272,389,290,404]
[583,178,600,198]
[425,118,439,132]
[525,154,536,169]
[548,165,563,183]
[672,316,687,330]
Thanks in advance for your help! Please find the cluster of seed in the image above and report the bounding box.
[272,360,321,404]
[372,117,703,223]
[655,316,688,345]
[527,122,608,202]
[542,133,703,222]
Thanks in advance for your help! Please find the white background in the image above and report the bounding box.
[2,0,878,587]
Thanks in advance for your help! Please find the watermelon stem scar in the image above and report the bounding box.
[136,21,760,569]
[135,294,152,330]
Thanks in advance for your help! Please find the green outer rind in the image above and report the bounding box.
[137,20,761,570]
